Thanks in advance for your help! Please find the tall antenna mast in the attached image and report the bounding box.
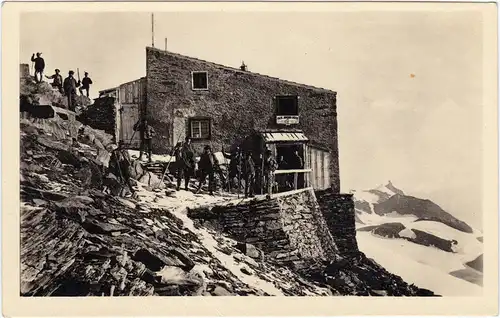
[151,13,155,47]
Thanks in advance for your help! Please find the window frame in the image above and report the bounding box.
[188,117,212,140]
[274,95,300,116]
[191,71,209,91]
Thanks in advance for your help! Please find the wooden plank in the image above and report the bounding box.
[274,169,312,175]
[308,147,315,189]
[324,152,330,189]
[271,187,314,199]
[319,150,324,190]
[316,150,321,189]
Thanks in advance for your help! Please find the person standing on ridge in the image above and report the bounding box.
[63,70,81,111]
[263,149,278,198]
[31,52,45,83]
[289,149,304,188]
[45,69,63,94]
[277,155,289,191]
[242,150,256,198]
[196,145,219,196]
[133,118,156,162]
[222,145,242,191]
[174,137,195,191]
[79,72,93,97]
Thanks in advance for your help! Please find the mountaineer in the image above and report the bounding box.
[31,52,45,83]
[196,145,219,195]
[45,69,63,94]
[276,155,290,191]
[109,145,135,196]
[174,137,195,191]
[63,70,81,111]
[289,150,304,169]
[263,149,278,197]
[222,145,242,191]
[133,118,156,162]
[242,150,256,198]
[254,153,263,194]
[79,72,93,97]
[289,150,304,188]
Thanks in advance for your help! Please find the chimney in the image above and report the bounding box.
[240,61,247,71]
[165,38,168,51]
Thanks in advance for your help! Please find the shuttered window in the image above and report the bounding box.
[192,72,208,90]
[189,118,211,140]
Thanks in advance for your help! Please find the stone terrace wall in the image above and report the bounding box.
[146,47,340,193]
[187,189,339,269]
[81,97,118,142]
[315,190,359,256]
[275,191,338,262]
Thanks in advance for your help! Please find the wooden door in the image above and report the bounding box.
[120,104,141,149]
[308,146,331,190]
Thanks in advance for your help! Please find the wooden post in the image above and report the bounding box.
[261,145,265,195]
[151,13,155,48]
[294,172,298,190]
[268,172,273,197]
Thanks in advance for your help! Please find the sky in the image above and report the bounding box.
[20,11,484,228]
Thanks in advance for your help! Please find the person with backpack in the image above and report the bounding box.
[222,146,242,191]
[196,145,219,195]
[173,137,195,191]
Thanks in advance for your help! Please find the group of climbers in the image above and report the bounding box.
[30,52,93,111]
[131,118,285,198]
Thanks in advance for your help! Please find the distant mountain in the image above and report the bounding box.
[375,194,473,233]
[352,181,483,296]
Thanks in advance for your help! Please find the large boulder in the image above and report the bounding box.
[128,160,145,180]
[137,171,165,190]
[235,242,264,260]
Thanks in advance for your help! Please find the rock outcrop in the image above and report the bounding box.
[20,73,92,115]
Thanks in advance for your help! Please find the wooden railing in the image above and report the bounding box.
[270,168,312,194]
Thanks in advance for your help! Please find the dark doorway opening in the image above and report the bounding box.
[275,144,305,192]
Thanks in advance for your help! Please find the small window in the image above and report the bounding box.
[276,95,299,116]
[192,72,208,90]
[189,118,211,140]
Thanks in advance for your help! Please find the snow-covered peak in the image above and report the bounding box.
[373,180,405,197]
[351,181,404,206]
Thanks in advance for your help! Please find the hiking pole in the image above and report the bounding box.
[156,133,183,188]
[156,146,177,187]
[123,116,144,150]
[237,159,241,199]
[123,130,137,149]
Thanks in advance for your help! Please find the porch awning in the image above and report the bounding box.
[261,131,309,143]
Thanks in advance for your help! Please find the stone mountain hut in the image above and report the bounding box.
[91,47,341,193]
